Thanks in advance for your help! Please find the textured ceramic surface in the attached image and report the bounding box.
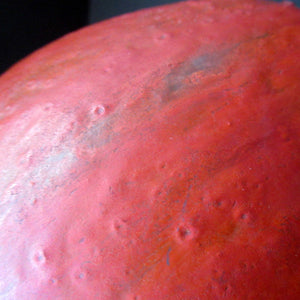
[0,0,299,299]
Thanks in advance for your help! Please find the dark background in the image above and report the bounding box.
[1,0,299,75]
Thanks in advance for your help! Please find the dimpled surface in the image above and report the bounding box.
[0,0,299,299]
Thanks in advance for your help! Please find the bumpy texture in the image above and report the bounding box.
[0,0,299,299]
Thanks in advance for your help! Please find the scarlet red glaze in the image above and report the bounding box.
[0,0,299,299]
